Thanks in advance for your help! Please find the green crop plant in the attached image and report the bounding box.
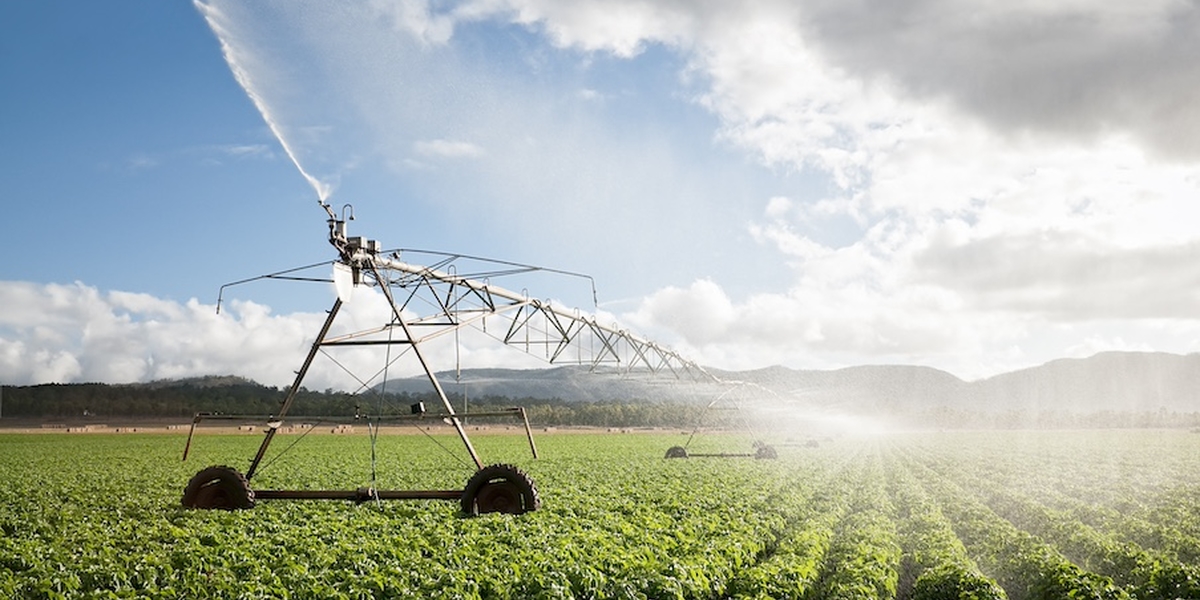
[2,430,1199,598]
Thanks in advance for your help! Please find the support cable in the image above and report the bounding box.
[367,307,400,502]
[407,418,474,470]
[255,420,324,475]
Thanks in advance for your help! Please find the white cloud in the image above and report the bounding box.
[170,0,1200,382]
[474,0,1197,165]
[470,0,1200,180]
[126,154,161,171]
[368,0,456,45]
[452,0,1200,378]
[0,281,577,388]
[624,271,1200,380]
[486,0,702,57]
[790,0,1200,160]
[413,138,486,159]
[221,143,274,158]
[626,279,735,345]
[0,282,319,387]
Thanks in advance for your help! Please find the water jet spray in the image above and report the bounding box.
[196,1,332,202]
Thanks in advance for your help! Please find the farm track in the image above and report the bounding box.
[3,431,1200,599]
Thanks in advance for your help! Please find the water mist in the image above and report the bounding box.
[195,1,332,202]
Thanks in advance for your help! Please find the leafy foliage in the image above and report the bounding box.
[1,430,1198,598]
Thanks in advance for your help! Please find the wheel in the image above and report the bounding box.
[461,464,540,516]
[181,465,255,510]
[755,444,778,460]
[664,446,689,459]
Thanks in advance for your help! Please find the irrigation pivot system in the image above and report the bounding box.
[663,382,779,460]
[182,201,715,514]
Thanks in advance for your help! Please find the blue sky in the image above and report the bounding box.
[3,0,1200,389]
[2,3,318,298]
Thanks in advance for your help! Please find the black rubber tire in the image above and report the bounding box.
[664,446,689,459]
[181,465,255,510]
[755,444,778,460]
[460,463,540,516]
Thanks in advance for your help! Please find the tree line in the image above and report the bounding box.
[6,378,1195,431]
[0,378,723,429]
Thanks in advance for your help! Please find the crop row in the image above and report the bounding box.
[898,451,1127,599]
[4,430,1200,598]
[900,431,1200,565]
[909,447,1200,599]
[1,433,820,599]
[881,452,1004,600]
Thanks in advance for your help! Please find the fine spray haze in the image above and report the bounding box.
[195,1,332,203]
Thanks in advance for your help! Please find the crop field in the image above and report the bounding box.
[3,428,1200,599]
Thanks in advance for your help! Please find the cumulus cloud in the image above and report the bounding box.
[413,138,486,158]
[627,271,1200,381]
[369,0,457,45]
[628,279,736,345]
[0,282,317,386]
[489,0,1200,161]
[451,0,1200,377]
[912,232,1200,320]
[0,281,572,388]
[165,1,1200,381]
[794,0,1200,160]
[220,143,274,158]
[125,154,161,171]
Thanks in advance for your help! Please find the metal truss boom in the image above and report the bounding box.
[356,251,715,382]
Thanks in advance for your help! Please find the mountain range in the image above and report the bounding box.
[380,351,1200,415]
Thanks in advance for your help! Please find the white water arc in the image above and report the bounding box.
[196,2,332,202]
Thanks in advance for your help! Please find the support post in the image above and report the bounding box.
[247,298,343,480]
[518,407,539,459]
[182,413,203,461]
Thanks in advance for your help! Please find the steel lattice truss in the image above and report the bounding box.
[219,203,723,474]
[339,250,714,383]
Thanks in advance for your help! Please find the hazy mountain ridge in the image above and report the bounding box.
[9,352,1196,424]
[382,351,1200,414]
[965,351,1200,413]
